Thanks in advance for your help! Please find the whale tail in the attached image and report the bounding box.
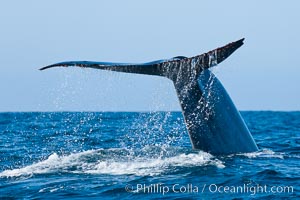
[39,38,244,78]
[40,38,258,155]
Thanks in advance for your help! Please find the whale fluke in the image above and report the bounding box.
[40,38,244,74]
[40,38,258,155]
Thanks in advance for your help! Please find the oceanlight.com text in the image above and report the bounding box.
[125,183,294,196]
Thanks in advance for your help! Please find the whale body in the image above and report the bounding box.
[40,38,258,155]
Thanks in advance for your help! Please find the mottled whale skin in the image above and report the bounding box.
[40,39,258,155]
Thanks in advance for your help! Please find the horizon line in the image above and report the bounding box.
[1,110,300,113]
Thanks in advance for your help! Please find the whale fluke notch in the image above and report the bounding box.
[40,38,258,155]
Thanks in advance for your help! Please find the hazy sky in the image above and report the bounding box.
[0,0,299,111]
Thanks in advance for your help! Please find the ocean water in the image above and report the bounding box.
[0,111,299,199]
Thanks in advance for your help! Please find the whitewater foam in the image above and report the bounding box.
[236,149,284,159]
[0,148,224,178]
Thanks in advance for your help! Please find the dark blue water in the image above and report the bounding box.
[0,112,299,199]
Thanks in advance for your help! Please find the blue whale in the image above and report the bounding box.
[40,38,258,155]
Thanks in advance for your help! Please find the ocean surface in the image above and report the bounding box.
[0,111,299,199]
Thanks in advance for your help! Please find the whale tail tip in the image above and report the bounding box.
[215,38,244,64]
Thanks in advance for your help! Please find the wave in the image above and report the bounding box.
[234,149,285,159]
[0,147,224,178]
